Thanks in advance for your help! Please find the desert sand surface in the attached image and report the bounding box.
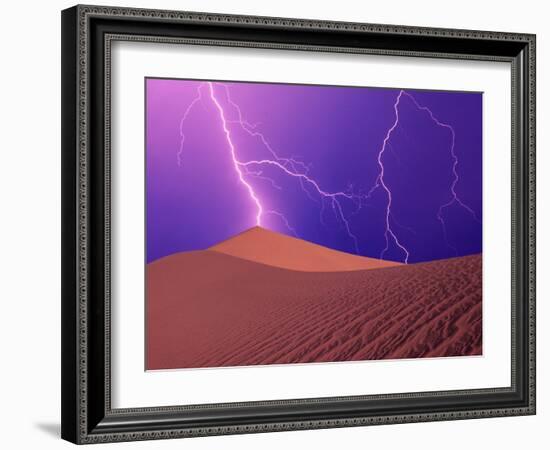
[209,227,402,272]
[147,236,482,370]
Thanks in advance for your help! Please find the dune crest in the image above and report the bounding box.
[208,226,401,272]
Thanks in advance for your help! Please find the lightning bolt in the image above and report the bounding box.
[371,90,411,263]
[206,82,264,226]
[367,89,479,262]
[265,210,298,237]
[177,87,203,167]
[221,83,328,207]
[177,83,478,262]
[178,81,362,254]
[403,91,480,257]
[238,157,360,252]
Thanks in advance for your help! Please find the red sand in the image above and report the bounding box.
[209,227,402,272]
[146,244,482,370]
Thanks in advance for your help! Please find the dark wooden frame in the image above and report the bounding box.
[61,4,536,444]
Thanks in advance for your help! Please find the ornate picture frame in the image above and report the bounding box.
[61,4,535,444]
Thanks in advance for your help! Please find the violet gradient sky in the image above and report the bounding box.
[146,78,482,264]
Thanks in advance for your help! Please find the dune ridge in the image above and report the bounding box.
[209,226,401,272]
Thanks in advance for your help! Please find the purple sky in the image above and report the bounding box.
[146,78,482,264]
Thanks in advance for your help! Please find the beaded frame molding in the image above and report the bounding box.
[61,4,536,444]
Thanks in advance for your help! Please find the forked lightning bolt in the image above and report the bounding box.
[206,82,265,227]
[372,90,411,263]
[178,83,478,262]
[178,81,362,253]
[367,90,479,262]
[402,92,480,256]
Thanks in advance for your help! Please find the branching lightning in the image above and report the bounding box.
[206,82,264,226]
[178,81,362,254]
[402,92,480,256]
[367,89,479,262]
[177,87,204,167]
[265,210,298,237]
[177,83,479,263]
[370,90,411,263]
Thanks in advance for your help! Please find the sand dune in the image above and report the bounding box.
[146,250,482,370]
[209,226,401,272]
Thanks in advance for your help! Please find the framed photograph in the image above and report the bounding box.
[61,5,536,444]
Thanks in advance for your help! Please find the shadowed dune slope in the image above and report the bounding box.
[209,226,402,272]
[146,251,482,370]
